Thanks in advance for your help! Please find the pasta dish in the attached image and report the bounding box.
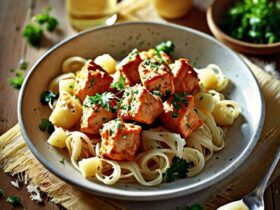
[40,41,240,186]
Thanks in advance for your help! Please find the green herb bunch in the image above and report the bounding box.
[23,6,59,46]
[221,0,280,44]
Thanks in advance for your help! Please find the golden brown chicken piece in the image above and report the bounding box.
[118,84,163,124]
[81,93,117,134]
[171,59,199,94]
[100,118,142,161]
[117,49,142,86]
[139,58,175,97]
[74,60,113,102]
[160,93,203,139]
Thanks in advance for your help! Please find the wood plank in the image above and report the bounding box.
[272,176,280,210]
[0,0,30,135]
[264,185,275,210]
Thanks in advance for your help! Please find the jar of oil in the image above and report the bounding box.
[66,0,118,31]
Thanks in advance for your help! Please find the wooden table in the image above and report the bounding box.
[0,0,279,209]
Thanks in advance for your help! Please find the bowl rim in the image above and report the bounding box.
[18,21,265,201]
[207,2,280,48]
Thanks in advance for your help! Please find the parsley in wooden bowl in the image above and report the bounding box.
[207,0,280,55]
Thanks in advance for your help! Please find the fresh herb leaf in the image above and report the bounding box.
[155,40,175,55]
[8,71,24,89]
[39,118,55,135]
[40,91,58,105]
[152,90,162,97]
[59,158,65,164]
[187,204,204,210]
[7,195,21,208]
[22,24,43,46]
[0,189,5,198]
[110,75,125,91]
[19,60,28,70]
[86,92,116,112]
[171,92,189,111]
[165,156,190,183]
[33,7,59,32]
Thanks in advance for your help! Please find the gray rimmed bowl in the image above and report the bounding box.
[18,22,265,201]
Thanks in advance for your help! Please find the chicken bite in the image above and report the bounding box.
[139,58,175,97]
[171,59,199,94]
[118,84,163,124]
[160,93,203,139]
[81,93,117,134]
[117,49,142,86]
[74,59,113,102]
[100,118,142,161]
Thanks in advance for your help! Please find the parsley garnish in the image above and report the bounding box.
[0,189,5,198]
[187,204,204,210]
[22,24,43,46]
[171,92,189,111]
[110,75,125,91]
[39,118,55,135]
[23,7,58,46]
[19,60,28,70]
[164,156,190,183]
[34,7,59,32]
[8,71,24,89]
[59,158,65,164]
[86,92,117,112]
[40,91,58,105]
[155,40,175,55]
[7,195,21,208]
[152,90,162,97]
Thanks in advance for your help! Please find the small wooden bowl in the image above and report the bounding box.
[207,0,280,55]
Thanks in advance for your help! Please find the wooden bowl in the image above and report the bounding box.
[207,0,280,55]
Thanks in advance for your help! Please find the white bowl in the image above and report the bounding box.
[18,22,264,201]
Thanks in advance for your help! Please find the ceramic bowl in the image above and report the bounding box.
[18,22,264,201]
[207,0,280,55]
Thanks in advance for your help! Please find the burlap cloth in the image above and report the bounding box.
[0,54,280,210]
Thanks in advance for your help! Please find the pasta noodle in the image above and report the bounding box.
[43,44,240,186]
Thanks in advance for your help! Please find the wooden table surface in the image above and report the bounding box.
[0,0,280,209]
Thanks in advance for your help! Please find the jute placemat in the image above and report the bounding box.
[0,57,279,210]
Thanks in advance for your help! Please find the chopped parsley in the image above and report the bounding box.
[39,118,55,135]
[164,156,190,183]
[7,195,21,208]
[59,158,65,165]
[171,112,178,118]
[86,92,117,113]
[40,91,58,105]
[0,189,5,198]
[171,92,189,111]
[155,40,175,55]
[110,75,125,91]
[152,90,162,97]
[186,204,204,210]
[8,71,24,89]
[19,60,28,70]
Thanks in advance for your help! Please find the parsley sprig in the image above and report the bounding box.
[86,92,117,113]
[23,6,59,46]
[110,75,125,91]
[7,195,21,208]
[155,40,175,55]
[39,118,55,135]
[171,92,189,111]
[164,156,190,183]
[40,91,58,105]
